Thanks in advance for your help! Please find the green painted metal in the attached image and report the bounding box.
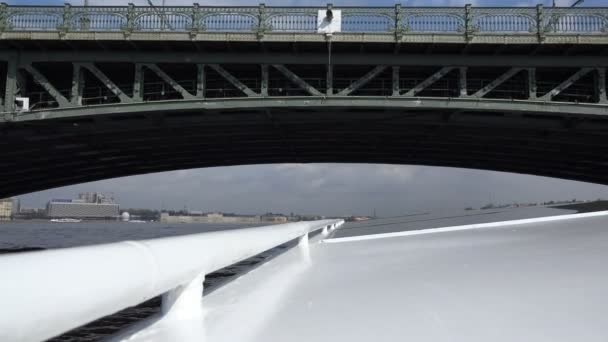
[272,64,323,96]
[196,64,205,98]
[472,68,523,98]
[3,58,607,116]
[7,97,608,123]
[3,54,16,114]
[144,64,195,100]
[208,64,258,97]
[23,65,70,107]
[337,66,387,96]
[79,63,133,103]
[403,67,454,97]
[3,52,608,67]
[598,68,607,104]
[539,68,594,101]
[528,68,537,100]
[70,63,84,106]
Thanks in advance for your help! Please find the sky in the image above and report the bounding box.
[18,165,608,217]
[11,0,608,216]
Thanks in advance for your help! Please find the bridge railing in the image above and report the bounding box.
[0,219,344,342]
[1,3,607,36]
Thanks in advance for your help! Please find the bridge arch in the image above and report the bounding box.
[1,98,608,198]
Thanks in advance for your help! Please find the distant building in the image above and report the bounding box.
[160,212,261,224]
[0,198,13,221]
[46,193,119,219]
[47,202,119,219]
[261,215,288,223]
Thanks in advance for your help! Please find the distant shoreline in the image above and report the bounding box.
[552,200,608,213]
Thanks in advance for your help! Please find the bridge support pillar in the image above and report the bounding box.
[3,54,17,113]
[597,68,607,103]
[392,66,400,96]
[71,63,84,105]
[459,67,468,97]
[196,64,205,98]
[261,64,268,97]
[133,64,144,102]
[527,68,537,100]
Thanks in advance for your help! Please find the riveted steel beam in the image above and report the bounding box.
[597,68,607,104]
[392,66,400,97]
[272,64,323,96]
[3,54,17,113]
[403,67,454,97]
[196,64,205,98]
[143,63,195,100]
[528,68,537,100]
[337,66,387,96]
[540,68,593,101]
[79,63,133,103]
[9,52,608,68]
[23,64,70,108]
[9,97,608,124]
[459,67,467,97]
[70,63,84,106]
[472,68,523,98]
[133,64,144,102]
[261,64,269,97]
[208,64,258,97]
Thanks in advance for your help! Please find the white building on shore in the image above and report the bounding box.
[0,198,13,221]
[46,193,119,219]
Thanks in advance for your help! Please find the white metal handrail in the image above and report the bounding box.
[0,219,344,342]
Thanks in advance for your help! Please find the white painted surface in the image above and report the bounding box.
[317,9,341,33]
[15,97,29,112]
[110,212,608,342]
[326,210,608,243]
[0,219,343,342]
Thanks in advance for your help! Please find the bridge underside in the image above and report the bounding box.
[2,16,608,196]
[1,104,608,198]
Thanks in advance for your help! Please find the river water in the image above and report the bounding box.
[0,206,576,341]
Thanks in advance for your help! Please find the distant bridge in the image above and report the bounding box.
[1,4,608,197]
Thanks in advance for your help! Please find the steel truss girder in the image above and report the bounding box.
[6,60,608,116]
[78,62,133,103]
[540,68,593,100]
[142,63,196,100]
[403,67,454,97]
[272,64,323,96]
[472,68,523,98]
[208,64,258,97]
[338,66,387,96]
[22,64,70,107]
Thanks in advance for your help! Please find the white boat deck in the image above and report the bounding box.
[109,212,608,342]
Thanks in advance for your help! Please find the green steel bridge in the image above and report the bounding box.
[0,4,608,197]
